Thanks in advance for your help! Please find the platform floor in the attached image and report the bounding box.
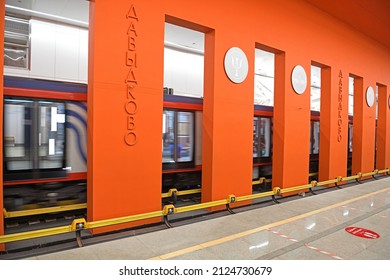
[26,177,390,260]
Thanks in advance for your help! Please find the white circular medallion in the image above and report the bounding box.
[366,86,375,107]
[291,65,307,95]
[224,47,249,84]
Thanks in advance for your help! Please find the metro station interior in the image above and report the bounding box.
[0,0,389,260]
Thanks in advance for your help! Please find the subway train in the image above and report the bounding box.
[3,76,355,214]
[161,93,328,192]
[3,76,87,212]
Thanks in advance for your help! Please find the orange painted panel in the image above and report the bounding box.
[273,53,311,190]
[88,0,164,230]
[0,0,5,251]
[201,32,254,204]
[352,78,376,175]
[319,67,349,182]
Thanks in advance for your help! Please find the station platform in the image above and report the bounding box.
[25,177,390,260]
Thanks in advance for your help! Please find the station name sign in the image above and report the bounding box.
[124,4,138,146]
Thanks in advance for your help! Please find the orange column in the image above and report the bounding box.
[273,53,311,192]
[202,31,254,204]
[376,85,390,169]
[319,67,349,181]
[88,0,164,232]
[0,0,5,251]
[352,77,376,176]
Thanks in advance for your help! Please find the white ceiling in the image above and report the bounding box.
[5,1,204,51]
[6,0,89,25]
[165,23,205,53]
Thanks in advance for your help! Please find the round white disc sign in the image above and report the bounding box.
[291,65,307,95]
[224,47,249,84]
[366,86,375,107]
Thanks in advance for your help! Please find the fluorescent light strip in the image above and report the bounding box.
[164,41,204,55]
[5,4,89,28]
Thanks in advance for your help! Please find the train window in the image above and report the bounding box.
[4,99,33,170]
[162,110,175,162]
[4,15,30,69]
[3,98,66,180]
[38,101,66,168]
[310,120,320,155]
[348,123,353,153]
[177,112,194,162]
[162,110,194,164]
[253,117,272,158]
[254,49,274,106]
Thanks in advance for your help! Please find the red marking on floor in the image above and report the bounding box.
[267,228,345,260]
[345,227,380,239]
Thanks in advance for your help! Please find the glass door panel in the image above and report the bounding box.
[38,101,66,169]
[4,99,33,170]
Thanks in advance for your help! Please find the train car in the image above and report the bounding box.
[162,94,203,192]
[3,76,87,212]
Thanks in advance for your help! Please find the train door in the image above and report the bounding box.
[252,116,273,190]
[3,98,66,181]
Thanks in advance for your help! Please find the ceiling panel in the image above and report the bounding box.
[6,0,89,23]
[304,0,390,49]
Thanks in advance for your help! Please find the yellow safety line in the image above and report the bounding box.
[316,178,339,186]
[88,210,163,229]
[149,186,390,260]
[0,225,72,244]
[1,169,388,244]
[174,199,229,214]
[3,203,87,218]
[236,190,275,202]
[162,188,201,199]
[279,184,310,194]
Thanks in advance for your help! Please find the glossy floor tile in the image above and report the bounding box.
[24,177,390,260]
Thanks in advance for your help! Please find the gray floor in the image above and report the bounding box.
[26,177,390,260]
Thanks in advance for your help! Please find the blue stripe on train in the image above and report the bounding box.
[4,76,87,93]
[66,122,87,165]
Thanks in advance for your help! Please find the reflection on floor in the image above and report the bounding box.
[27,177,390,260]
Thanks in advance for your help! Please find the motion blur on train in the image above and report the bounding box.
[2,8,355,217]
[3,5,88,215]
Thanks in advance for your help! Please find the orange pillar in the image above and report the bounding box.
[88,0,164,232]
[376,85,390,169]
[352,77,376,175]
[0,0,5,251]
[202,31,253,204]
[319,67,348,181]
[273,53,311,192]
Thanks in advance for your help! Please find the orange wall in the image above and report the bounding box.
[319,66,349,182]
[162,0,390,191]
[88,0,164,229]
[352,77,377,175]
[0,0,4,251]
[87,0,390,228]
